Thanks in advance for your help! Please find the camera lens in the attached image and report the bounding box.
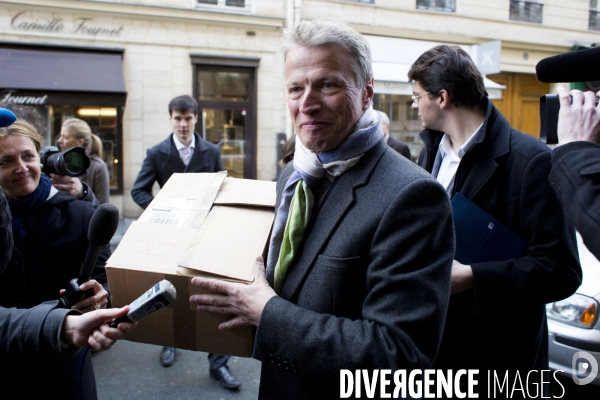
[64,151,85,175]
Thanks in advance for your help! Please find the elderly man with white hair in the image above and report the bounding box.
[189,18,455,399]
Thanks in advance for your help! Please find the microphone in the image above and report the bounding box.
[536,46,600,83]
[60,203,120,308]
[0,108,16,128]
[110,280,177,328]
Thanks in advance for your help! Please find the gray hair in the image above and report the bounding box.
[282,17,373,87]
[377,111,390,126]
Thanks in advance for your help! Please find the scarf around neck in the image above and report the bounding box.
[266,106,383,283]
[8,174,51,248]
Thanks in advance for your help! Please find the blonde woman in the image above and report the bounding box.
[0,119,111,399]
[57,118,110,204]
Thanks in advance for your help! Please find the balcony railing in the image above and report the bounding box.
[197,0,249,10]
[509,0,543,23]
[590,10,600,30]
[416,0,456,13]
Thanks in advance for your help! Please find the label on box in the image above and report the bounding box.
[143,198,196,227]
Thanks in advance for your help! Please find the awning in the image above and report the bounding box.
[365,35,506,100]
[0,47,126,94]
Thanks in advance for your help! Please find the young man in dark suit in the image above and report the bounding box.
[410,45,581,395]
[188,18,456,399]
[131,95,239,390]
[131,95,223,209]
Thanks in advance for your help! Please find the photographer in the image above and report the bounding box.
[549,85,600,260]
[0,103,100,207]
[57,118,110,205]
[0,119,111,399]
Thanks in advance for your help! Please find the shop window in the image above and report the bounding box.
[509,0,543,23]
[416,0,455,13]
[49,105,122,192]
[192,55,259,179]
[374,93,424,161]
[197,0,250,11]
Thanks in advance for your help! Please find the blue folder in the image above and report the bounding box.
[451,192,528,264]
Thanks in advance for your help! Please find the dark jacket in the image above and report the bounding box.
[418,100,581,375]
[131,132,223,209]
[0,187,12,273]
[253,140,455,399]
[0,300,79,355]
[0,190,110,399]
[550,141,600,260]
[387,136,412,160]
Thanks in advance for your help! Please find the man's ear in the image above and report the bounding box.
[438,89,450,109]
[363,78,375,110]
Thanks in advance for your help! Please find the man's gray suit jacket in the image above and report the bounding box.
[253,140,455,399]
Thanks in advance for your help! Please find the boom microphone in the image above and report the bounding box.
[110,280,177,328]
[0,108,16,128]
[536,46,600,83]
[60,203,120,308]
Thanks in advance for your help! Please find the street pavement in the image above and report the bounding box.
[93,341,261,400]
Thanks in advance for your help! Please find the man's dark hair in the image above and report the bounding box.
[408,45,488,111]
[168,95,198,116]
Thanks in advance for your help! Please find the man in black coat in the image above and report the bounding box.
[130,95,239,390]
[131,95,223,210]
[410,45,581,396]
[549,85,600,260]
[188,18,455,399]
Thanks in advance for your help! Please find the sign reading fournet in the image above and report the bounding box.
[10,10,124,37]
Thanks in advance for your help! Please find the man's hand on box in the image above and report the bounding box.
[557,85,600,146]
[189,256,276,329]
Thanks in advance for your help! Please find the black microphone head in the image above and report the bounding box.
[536,46,600,83]
[88,203,120,246]
[0,108,16,128]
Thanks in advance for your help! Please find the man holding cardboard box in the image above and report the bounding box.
[131,95,240,390]
[189,18,455,399]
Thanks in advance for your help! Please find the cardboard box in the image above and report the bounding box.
[106,172,276,357]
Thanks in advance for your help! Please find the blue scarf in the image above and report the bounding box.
[8,174,52,248]
[267,107,383,282]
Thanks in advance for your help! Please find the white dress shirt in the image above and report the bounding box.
[436,123,483,191]
[173,134,196,167]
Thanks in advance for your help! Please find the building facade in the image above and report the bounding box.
[0,0,596,217]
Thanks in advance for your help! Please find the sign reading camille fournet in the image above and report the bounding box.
[0,91,48,105]
[10,11,124,37]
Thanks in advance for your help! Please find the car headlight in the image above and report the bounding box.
[547,294,599,329]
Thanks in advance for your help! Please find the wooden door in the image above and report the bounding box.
[488,72,549,139]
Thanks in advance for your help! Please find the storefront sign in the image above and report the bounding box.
[1,90,48,105]
[10,11,123,37]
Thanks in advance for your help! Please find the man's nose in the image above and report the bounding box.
[299,88,321,114]
[411,101,419,110]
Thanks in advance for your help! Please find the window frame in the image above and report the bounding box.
[196,0,252,13]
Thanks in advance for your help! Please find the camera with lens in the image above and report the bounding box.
[540,94,600,145]
[40,146,90,178]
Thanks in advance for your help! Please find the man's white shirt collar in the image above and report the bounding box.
[173,133,195,151]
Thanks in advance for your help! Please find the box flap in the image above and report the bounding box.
[213,177,276,208]
[178,205,274,282]
[139,172,227,228]
[106,221,194,273]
